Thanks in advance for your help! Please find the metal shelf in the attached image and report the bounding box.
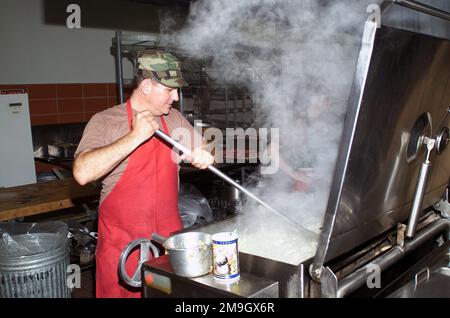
[112,31,256,129]
[194,108,253,115]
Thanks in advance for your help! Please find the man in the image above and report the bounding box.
[73,50,214,298]
[259,95,333,192]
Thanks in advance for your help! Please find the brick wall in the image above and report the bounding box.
[0,83,128,125]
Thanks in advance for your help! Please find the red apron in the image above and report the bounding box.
[95,100,182,298]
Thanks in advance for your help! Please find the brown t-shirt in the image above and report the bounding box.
[75,103,202,204]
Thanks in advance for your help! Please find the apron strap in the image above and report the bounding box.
[126,100,133,129]
[160,116,170,135]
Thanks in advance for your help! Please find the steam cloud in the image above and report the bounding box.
[164,0,383,263]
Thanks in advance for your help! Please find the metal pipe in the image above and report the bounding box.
[336,218,449,298]
[179,89,184,115]
[115,30,125,104]
[234,94,237,128]
[154,129,313,234]
[393,0,450,21]
[225,87,229,128]
[406,161,432,237]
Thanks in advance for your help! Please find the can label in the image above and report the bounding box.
[211,232,240,283]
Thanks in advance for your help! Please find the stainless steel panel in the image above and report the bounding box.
[388,267,450,297]
[333,219,449,297]
[143,255,279,298]
[383,0,450,40]
[392,0,450,23]
[386,242,450,298]
[313,22,450,272]
[143,251,307,298]
[239,252,306,298]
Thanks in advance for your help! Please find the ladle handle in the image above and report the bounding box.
[154,129,313,234]
[155,130,281,214]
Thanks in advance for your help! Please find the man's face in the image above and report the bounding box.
[143,79,179,116]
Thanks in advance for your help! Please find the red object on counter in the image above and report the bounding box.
[95,100,182,298]
[144,273,154,286]
[292,180,309,192]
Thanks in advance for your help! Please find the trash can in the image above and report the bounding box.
[0,221,71,298]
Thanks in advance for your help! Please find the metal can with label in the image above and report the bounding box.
[211,232,240,283]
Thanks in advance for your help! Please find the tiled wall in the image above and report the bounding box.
[0,83,126,125]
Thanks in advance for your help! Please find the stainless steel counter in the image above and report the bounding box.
[388,267,450,298]
[143,255,279,298]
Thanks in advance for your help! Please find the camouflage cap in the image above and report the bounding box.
[136,50,188,88]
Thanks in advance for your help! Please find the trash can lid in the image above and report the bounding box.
[0,221,68,257]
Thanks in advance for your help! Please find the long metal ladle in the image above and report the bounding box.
[155,129,311,233]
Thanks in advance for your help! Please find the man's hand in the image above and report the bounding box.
[291,168,314,183]
[130,110,160,144]
[181,147,214,170]
[290,168,314,193]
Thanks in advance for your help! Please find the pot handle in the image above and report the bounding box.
[119,238,160,288]
[151,232,167,245]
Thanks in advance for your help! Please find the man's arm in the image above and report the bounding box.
[73,110,159,185]
[278,153,313,183]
